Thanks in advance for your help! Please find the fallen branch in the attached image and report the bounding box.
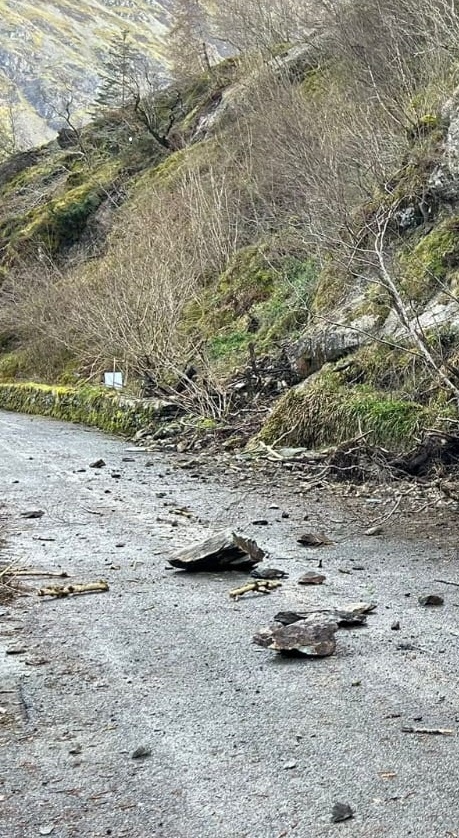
[434,579,459,588]
[401,726,454,735]
[38,580,109,598]
[229,580,282,600]
[14,570,69,578]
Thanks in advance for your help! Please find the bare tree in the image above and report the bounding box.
[168,0,214,78]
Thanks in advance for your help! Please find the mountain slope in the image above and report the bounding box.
[0,0,173,147]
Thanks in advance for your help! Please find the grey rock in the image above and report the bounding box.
[331,803,354,823]
[168,530,265,572]
[419,594,444,607]
[297,571,326,585]
[253,619,338,657]
[20,509,45,518]
[131,745,152,759]
[251,568,288,580]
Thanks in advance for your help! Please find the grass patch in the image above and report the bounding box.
[258,368,454,449]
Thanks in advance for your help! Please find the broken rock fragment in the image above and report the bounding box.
[274,602,375,628]
[297,532,334,547]
[418,594,444,607]
[20,510,45,519]
[297,571,326,585]
[168,530,265,571]
[331,803,354,823]
[251,567,288,580]
[253,619,338,657]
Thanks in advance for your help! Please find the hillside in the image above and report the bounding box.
[3,0,459,454]
[0,0,172,147]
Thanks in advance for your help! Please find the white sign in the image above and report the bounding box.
[104,372,123,390]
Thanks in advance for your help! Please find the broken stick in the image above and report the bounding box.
[38,580,109,598]
[401,726,454,736]
[229,580,282,600]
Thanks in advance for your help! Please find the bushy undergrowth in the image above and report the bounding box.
[2,0,459,447]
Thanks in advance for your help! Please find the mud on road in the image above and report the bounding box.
[1,410,459,838]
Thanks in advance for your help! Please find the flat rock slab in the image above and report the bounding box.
[168,530,265,571]
[274,602,376,628]
[251,567,288,580]
[253,619,338,657]
[297,532,334,547]
[419,594,444,606]
[298,571,326,585]
[331,803,354,823]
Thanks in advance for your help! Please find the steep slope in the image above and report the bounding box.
[0,0,172,147]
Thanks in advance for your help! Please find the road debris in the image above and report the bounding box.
[253,619,338,657]
[402,726,454,735]
[89,459,106,468]
[391,620,401,631]
[131,745,152,759]
[168,530,265,571]
[331,803,354,823]
[274,602,376,628]
[418,594,444,606]
[20,510,45,519]
[297,571,326,585]
[38,580,109,598]
[297,532,334,547]
[230,579,282,600]
[13,570,69,578]
[434,579,459,588]
[250,567,288,580]
[365,525,383,536]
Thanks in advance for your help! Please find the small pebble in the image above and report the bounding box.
[418,594,444,607]
[131,746,152,760]
[331,803,354,823]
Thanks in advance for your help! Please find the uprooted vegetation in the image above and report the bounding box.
[4,0,459,451]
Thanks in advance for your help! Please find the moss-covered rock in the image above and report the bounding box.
[258,367,454,449]
[0,383,181,436]
[397,218,459,304]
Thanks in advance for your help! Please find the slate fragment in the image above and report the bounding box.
[297,532,334,547]
[297,571,326,585]
[274,602,374,628]
[251,567,288,580]
[253,619,338,657]
[418,594,444,606]
[331,803,354,823]
[168,530,265,571]
[20,510,45,519]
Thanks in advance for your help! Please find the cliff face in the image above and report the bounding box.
[0,0,172,147]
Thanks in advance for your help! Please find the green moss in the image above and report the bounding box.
[398,218,459,303]
[209,330,252,360]
[258,368,454,449]
[0,350,31,382]
[186,248,317,368]
[312,260,352,313]
[0,382,181,436]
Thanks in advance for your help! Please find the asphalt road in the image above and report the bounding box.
[1,411,459,838]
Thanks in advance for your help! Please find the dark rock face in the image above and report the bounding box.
[57,127,80,149]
